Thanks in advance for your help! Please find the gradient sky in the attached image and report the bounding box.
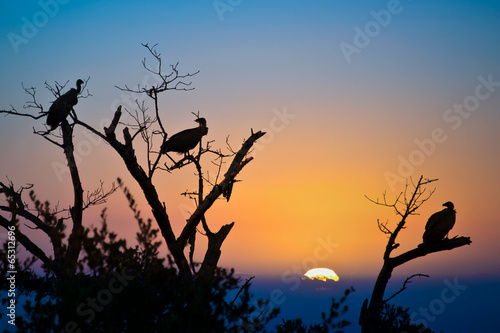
[1,0,500,295]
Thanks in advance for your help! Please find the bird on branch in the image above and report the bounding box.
[46,79,84,130]
[160,118,208,155]
[422,201,456,245]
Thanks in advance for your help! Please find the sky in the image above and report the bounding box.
[1,0,500,331]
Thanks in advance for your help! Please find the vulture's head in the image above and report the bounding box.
[76,79,84,92]
[443,201,454,210]
[195,118,207,127]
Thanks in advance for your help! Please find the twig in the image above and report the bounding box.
[383,273,429,303]
[229,276,255,310]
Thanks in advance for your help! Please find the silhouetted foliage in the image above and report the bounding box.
[0,188,358,332]
[276,287,354,333]
[0,43,272,332]
[371,303,439,333]
[0,188,280,332]
[1,43,361,333]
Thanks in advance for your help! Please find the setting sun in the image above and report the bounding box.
[304,268,340,282]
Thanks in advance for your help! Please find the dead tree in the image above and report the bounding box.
[359,176,471,333]
[0,43,265,284]
[0,79,115,279]
[98,106,264,282]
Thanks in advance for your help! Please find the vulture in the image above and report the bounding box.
[160,118,208,155]
[46,79,84,130]
[422,201,456,245]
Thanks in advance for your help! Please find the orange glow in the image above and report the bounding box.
[0,3,498,282]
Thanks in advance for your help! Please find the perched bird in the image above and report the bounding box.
[422,201,456,244]
[46,79,84,130]
[160,118,208,155]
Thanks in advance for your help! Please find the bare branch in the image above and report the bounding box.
[383,273,429,303]
[393,236,471,267]
[229,276,255,310]
[115,43,199,95]
[377,219,392,235]
[104,107,191,280]
[0,181,52,234]
[104,106,122,136]
[177,130,266,249]
[0,106,40,120]
[362,175,471,333]
[367,176,439,261]
[0,215,51,265]
[0,84,45,120]
[82,181,118,211]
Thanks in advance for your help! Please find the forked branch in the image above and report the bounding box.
[177,130,265,250]
[383,273,429,303]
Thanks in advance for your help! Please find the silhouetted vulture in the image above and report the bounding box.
[160,118,208,155]
[46,79,84,130]
[422,201,456,244]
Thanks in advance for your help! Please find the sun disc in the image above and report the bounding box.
[304,268,339,282]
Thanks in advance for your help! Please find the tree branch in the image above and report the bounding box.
[362,175,472,333]
[177,130,266,249]
[383,273,429,303]
[391,237,471,267]
[104,107,191,280]
[0,215,51,266]
[115,43,199,95]
[197,222,235,282]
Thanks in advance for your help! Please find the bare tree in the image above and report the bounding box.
[359,176,471,333]
[0,43,265,284]
[1,79,114,279]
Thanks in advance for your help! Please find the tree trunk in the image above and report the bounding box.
[104,108,265,282]
[197,222,234,283]
[60,120,84,278]
[105,109,192,280]
[361,237,471,333]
